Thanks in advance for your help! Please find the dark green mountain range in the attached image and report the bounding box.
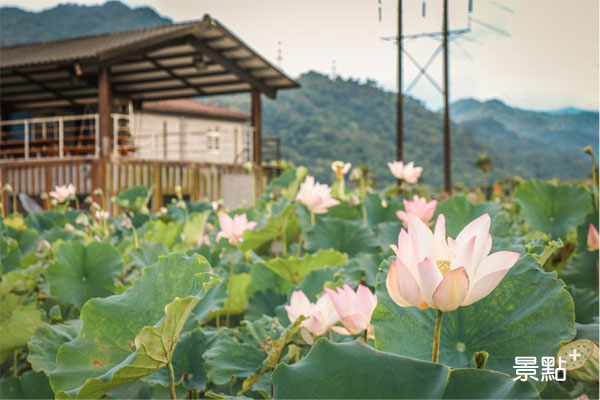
[0,1,170,46]
[0,1,596,187]
[208,73,596,187]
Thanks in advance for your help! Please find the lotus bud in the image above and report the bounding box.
[348,195,361,207]
[174,185,182,195]
[90,202,101,212]
[381,199,388,208]
[120,216,133,229]
[75,214,89,226]
[472,351,489,369]
[40,192,48,200]
[36,239,51,253]
[51,199,58,207]
[557,339,599,383]
[94,188,103,197]
[84,196,93,205]
[350,167,363,182]
[3,184,13,193]
[64,223,75,232]
[583,145,594,157]
[12,280,29,295]
[270,240,284,255]
[49,305,62,321]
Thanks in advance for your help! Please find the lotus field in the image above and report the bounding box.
[0,161,598,400]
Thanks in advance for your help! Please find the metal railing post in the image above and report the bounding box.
[113,116,118,158]
[58,118,64,158]
[24,122,29,160]
[95,114,100,157]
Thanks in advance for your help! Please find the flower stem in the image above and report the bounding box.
[226,246,235,326]
[432,310,444,363]
[310,211,315,227]
[168,360,176,400]
[13,350,18,377]
[296,229,304,257]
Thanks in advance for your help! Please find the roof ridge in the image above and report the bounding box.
[0,19,204,50]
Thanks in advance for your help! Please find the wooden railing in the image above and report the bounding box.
[0,157,274,214]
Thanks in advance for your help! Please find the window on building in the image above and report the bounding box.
[207,130,220,151]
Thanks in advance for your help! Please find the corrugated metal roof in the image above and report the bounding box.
[0,22,200,69]
[142,99,250,120]
[0,15,298,107]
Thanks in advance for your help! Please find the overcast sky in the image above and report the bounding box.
[2,0,598,111]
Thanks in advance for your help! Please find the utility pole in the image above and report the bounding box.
[442,0,451,194]
[396,0,403,167]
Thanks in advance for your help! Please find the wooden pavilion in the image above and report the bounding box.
[0,15,299,212]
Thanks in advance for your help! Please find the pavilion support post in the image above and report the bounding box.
[251,88,262,204]
[97,67,113,198]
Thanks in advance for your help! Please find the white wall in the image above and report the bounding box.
[130,111,252,164]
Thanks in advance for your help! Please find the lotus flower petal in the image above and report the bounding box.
[432,266,470,312]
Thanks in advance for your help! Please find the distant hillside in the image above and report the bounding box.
[207,72,595,187]
[0,2,595,188]
[0,1,171,46]
[451,98,598,154]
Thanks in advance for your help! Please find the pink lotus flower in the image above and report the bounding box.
[325,284,377,338]
[284,290,340,336]
[387,213,520,312]
[387,161,423,184]
[296,176,340,214]
[216,213,257,245]
[49,184,76,203]
[588,224,599,251]
[396,195,438,227]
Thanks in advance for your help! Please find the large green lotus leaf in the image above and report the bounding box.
[128,241,169,269]
[203,316,284,386]
[371,255,576,375]
[0,268,39,322]
[225,273,251,313]
[560,249,597,291]
[0,370,55,399]
[0,301,44,362]
[365,192,403,227]
[305,217,379,257]
[514,180,591,240]
[568,286,599,324]
[575,321,599,342]
[114,186,152,213]
[0,237,21,273]
[144,330,217,391]
[245,289,288,321]
[192,282,227,324]
[4,227,40,263]
[247,263,291,298]
[179,211,210,247]
[272,339,538,399]
[49,253,215,399]
[326,201,362,220]
[435,195,503,238]
[27,321,80,374]
[261,249,348,285]
[47,241,122,309]
[374,221,403,252]
[240,204,300,253]
[138,220,180,249]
